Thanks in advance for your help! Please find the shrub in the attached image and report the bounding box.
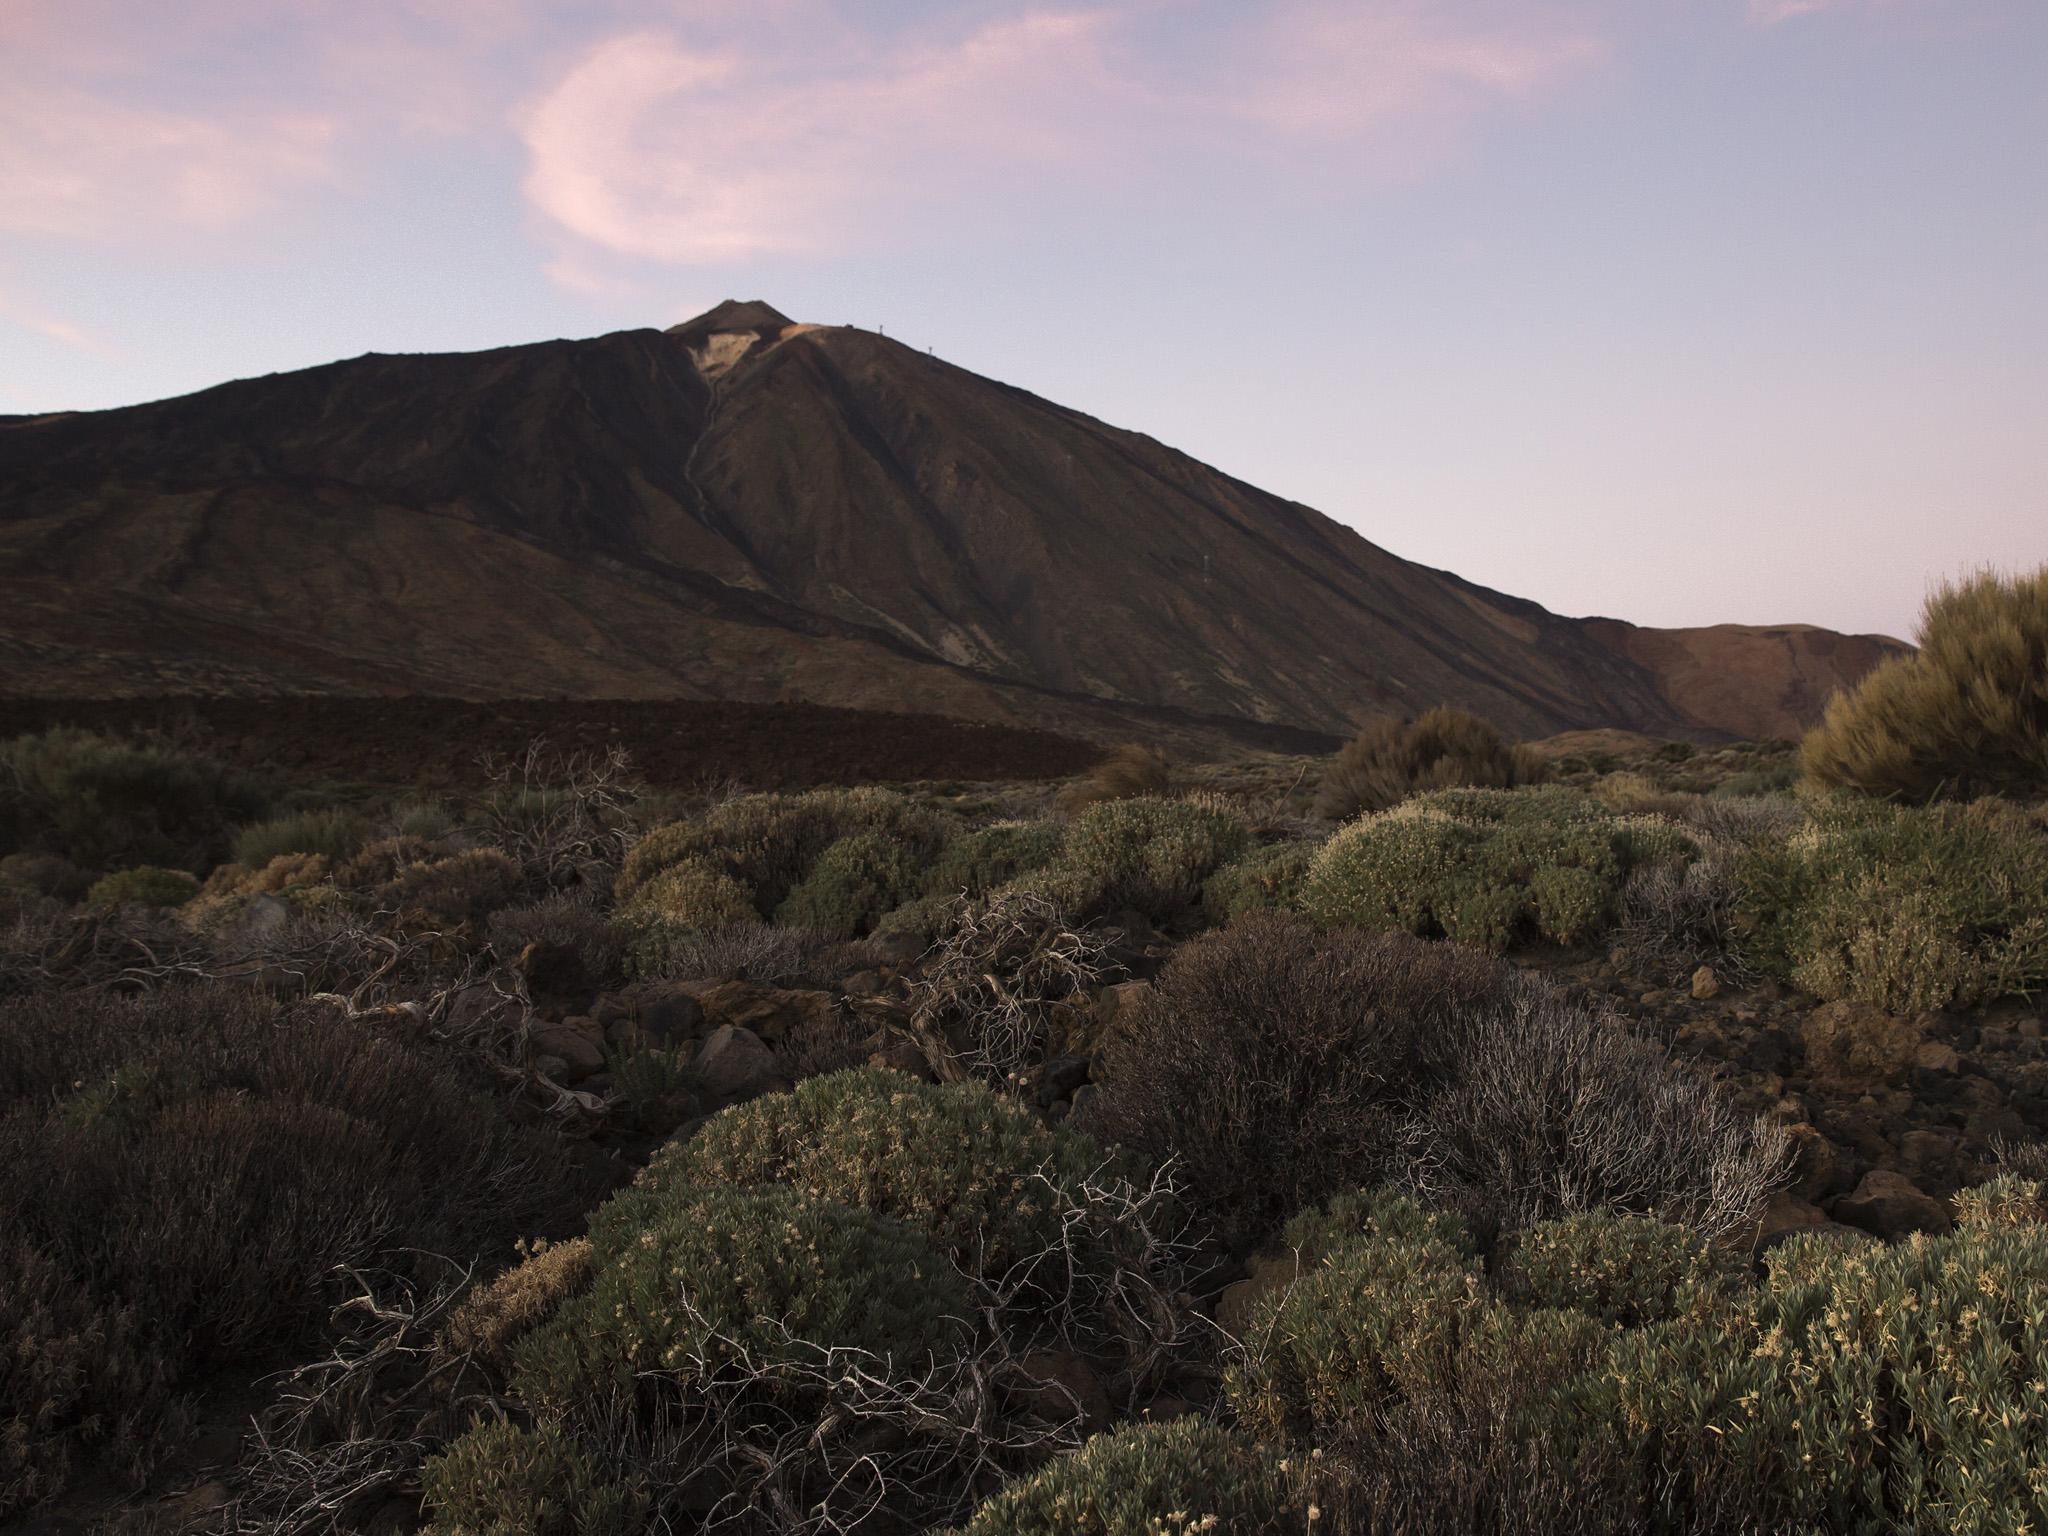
[0,983,588,1511]
[0,852,90,903]
[1201,840,1316,925]
[333,834,441,890]
[83,865,199,910]
[1610,1206,2048,1532]
[621,789,957,913]
[377,848,526,931]
[1083,917,1510,1251]
[439,1239,597,1378]
[960,1419,1291,1536]
[1801,565,2048,802]
[776,830,922,937]
[922,821,1065,901]
[0,728,271,873]
[512,1184,973,1412]
[1501,1212,1738,1327]
[1053,743,1172,818]
[613,920,843,987]
[421,1420,645,1536]
[0,1239,179,1521]
[908,890,1118,1082]
[1313,706,1541,820]
[621,857,755,929]
[1734,797,2048,1011]
[487,894,624,987]
[1299,787,1693,951]
[1224,1191,1489,1437]
[637,1068,1121,1290]
[1404,983,1788,1244]
[1038,795,1250,921]
[231,806,367,870]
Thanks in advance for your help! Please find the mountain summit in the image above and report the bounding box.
[0,307,1900,744]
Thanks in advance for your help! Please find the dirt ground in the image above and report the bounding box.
[0,696,1104,791]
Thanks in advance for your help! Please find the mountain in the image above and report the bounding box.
[0,302,1903,749]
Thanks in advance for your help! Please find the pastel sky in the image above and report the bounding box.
[3,0,2043,641]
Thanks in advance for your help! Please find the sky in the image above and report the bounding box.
[2,0,2043,642]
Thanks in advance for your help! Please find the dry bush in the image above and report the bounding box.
[375,848,526,933]
[0,982,588,1514]
[486,892,624,988]
[615,919,848,987]
[907,889,1119,1085]
[1083,916,1511,1252]
[0,726,271,874]
[1314,706,1542,821]
[1618,852,1752,982]
[1055,744,1172,818]
[1801,565,2048,801]
[1404,984,1789,1245]
[471,738,640,888]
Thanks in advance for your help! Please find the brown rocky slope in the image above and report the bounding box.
[0,300,1901,744]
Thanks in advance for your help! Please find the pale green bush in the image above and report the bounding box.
[960,1419,1291,1536]
[84,866,199,910]
[421,1420,645,1536]
[1201,840,1316,925]
[1032,796,1250,921]
[1300,787,1694,950]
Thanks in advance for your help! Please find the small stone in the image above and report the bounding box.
[1690,965,1721,1000]
[1914,1040,1961,1074]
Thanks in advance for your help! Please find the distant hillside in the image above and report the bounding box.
[0,301,1903,746]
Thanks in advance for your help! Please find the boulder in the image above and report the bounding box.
[693,1025,787,1104]
[531,1016,606,1081]
[593,982,704,1045]
[1914,1040,1961,1074]
[1802,1001,1925,1090]
[1834,1169,1952,1239]
[1691,965,1721,1001]
[1753,1190,1831,1251]
[692,981,835,1044]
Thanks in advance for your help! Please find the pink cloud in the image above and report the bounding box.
[1747,0,1849,23]
[521,3,1611,272]
[0,88,335,242]
[0,285,122,359]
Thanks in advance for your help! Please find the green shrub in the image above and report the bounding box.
[1734,797,2048,1011]
[621,789,957,913]
[513,1184,972,1412]
[1225,1191,1488,1437]
[776,830,922,937]
[231,806,366,869]
[438,1238,597,1377]
[622,857,754,929]
[0,728,271,873]
[83,866,199,910]
[1501,1212,1737,1328]
[1083,917,1509,1251]
[1037,796,1250,921]
[637,1068,1121,1289]
[923,821,1065,901]
[1314,706,1542,820]
[1801,566,2048,802]
[1299,787,1693,951]
[421,1420,645,1536]
[1610,1205,2048,1533]
[960,1419,1291,1536]
[1201,840,1316,925]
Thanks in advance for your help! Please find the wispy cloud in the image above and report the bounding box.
[521,3,1611,273]
[0,285,123,360]
[1747,0,1849,25]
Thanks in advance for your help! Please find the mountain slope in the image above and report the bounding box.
[0,303,1902,745]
